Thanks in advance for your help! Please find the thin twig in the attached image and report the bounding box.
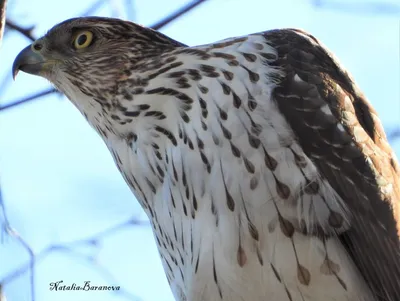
[5,0,107,41]
[0,217,149,284]
[150,0,209,30]
[0,185,11,243]
[4,227,35,301]
[1,217,149,301]
[5,19,35,41]
[0,88,58,111]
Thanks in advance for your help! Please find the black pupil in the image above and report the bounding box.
[77,34,88,46]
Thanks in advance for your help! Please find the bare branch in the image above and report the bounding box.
[0,186,11,244]
[0,88,59,111]
[1,217,149,301]
[150,0,209,30]
[1,181,36,301]
[0,0,7,46]
[4,0,108,42]
[5,19,35,41]
[4,227,36,300]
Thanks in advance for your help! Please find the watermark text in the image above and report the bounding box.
[49,280,120,291]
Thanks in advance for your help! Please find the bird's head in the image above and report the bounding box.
[12,17,184,104]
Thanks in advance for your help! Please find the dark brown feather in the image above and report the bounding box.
[267,28,400,301]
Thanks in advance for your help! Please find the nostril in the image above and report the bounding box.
[33,42,43,51]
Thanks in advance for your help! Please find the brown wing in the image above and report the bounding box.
[267,29,400,301]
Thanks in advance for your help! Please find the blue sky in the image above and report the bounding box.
[0,0,399,300]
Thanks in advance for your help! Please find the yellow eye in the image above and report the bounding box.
[73,31,93,49]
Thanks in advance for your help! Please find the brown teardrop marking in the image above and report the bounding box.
[248,222,259,241]
[264,148,278,171]
[292,149,308,168]
[242,52,257,62]
[275,176,291,199]
[279,216,294,238]
[250,176,259,190]
[244,157,255,173]
[328,211,344,228]
[222,70,234,81]
[297,264,311,286]
[237,245,248,267]
[320,257,341,275]
[230,141,241,158]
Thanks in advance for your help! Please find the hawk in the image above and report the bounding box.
[13,17,400,301]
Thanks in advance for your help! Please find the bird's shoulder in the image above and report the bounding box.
[263,28,400,301]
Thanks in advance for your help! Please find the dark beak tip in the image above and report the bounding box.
[12,66,19,81]
[12,45,28,80]
[12,44,45,80]
[12,56,21,80]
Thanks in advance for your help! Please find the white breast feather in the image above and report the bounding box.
[87,34,373,301]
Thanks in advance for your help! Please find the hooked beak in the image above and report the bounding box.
[12,45,47,80]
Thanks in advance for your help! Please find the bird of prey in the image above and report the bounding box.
[13,17,400,301]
